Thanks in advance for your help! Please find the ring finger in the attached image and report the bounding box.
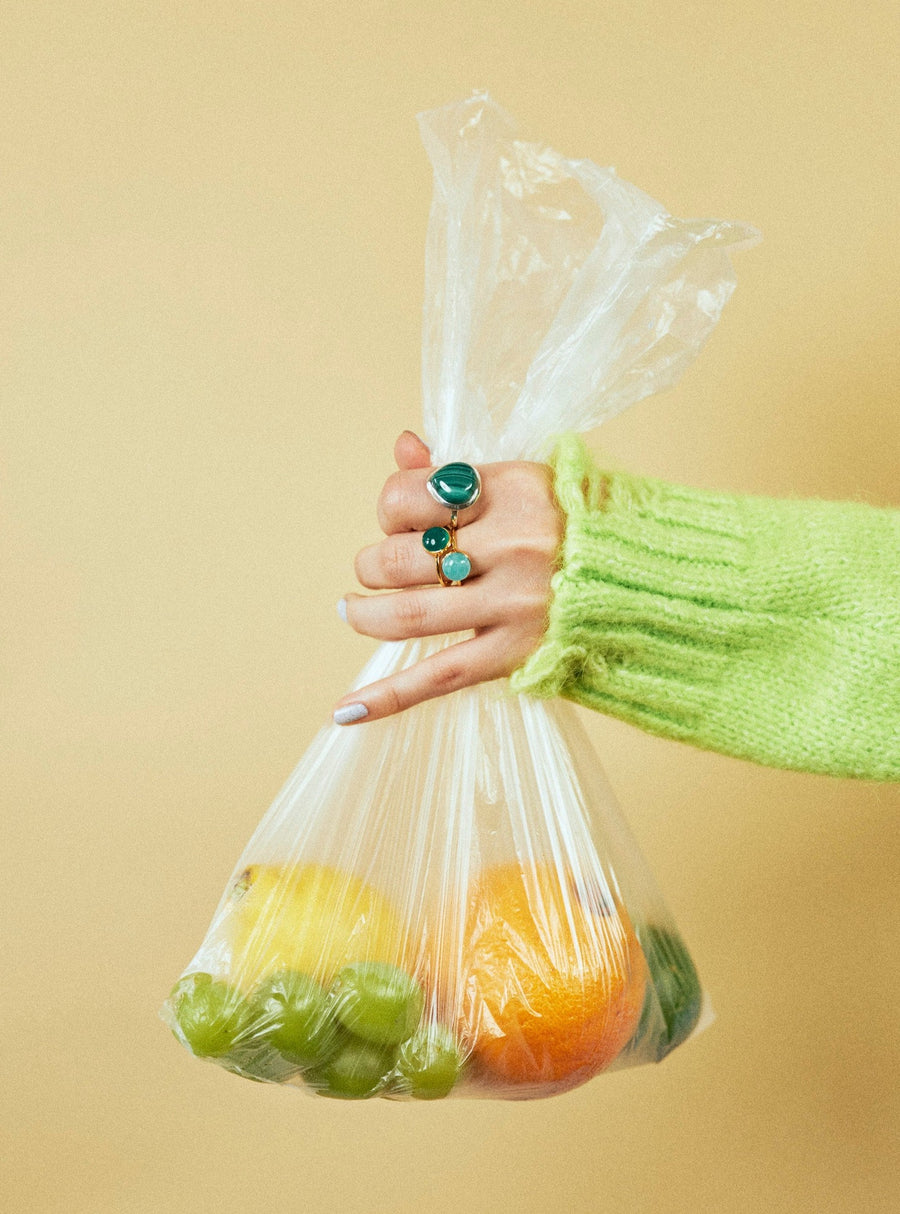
[355,528,482,590]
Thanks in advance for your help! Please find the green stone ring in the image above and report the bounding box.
[423,463,479,585]
[426,462,482,510]
[421,523,473,586]
[422,525,452,554]
[440,550,471,584]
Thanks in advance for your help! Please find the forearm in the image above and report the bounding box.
[510,434,900,781]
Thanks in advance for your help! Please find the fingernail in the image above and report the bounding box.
[336,597,348,622]
[333,702,368,725]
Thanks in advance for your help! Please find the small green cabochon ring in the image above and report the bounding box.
[422,525,452,554]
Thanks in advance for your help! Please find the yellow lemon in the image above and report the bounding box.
[228,863,406,991]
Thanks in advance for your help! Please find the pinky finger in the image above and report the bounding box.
[331,631,508,725]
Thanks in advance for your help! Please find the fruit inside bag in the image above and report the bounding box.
[162,94,758,1100]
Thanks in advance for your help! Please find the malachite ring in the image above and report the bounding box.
[426,462,482,510]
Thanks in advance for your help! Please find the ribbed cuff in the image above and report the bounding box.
[510,434,900,781]
[510,433,752,723]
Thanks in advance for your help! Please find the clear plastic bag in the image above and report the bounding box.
[162,93,759,1101]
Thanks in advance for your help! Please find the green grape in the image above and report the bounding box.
[634,925,703,1060]
[247,969,341,1068]
[169,973,249,1058]
[331,962,424,1046]
[306,1036,397,1100]
[396,1024,464,1100]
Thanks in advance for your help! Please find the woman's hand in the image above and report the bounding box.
[332,431,564,724]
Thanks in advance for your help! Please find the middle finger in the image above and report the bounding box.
[377,467,488,535]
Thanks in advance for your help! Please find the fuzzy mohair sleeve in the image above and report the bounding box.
[510,434,900,782]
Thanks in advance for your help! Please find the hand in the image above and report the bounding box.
[332,431,564,724]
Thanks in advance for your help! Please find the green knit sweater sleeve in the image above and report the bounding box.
[510,434,900,781]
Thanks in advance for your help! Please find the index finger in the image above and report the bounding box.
[332,629,509,724]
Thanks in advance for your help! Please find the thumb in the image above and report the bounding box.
[394,430,432,471]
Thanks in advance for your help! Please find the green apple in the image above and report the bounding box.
[632,925,703,1060]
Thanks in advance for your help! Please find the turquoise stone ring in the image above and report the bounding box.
[440,550,471,583]
[427,462,482,510]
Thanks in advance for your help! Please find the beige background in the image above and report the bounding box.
[2,3,898,1212]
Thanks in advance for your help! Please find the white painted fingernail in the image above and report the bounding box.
[333,702,368,725]
[336,597,348,622]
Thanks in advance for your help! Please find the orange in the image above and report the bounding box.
[459,861,646,1094]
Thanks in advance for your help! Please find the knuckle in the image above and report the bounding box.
[432,657,468,694]
[500,461,542,503]
[507,594,540,627]
[503,529,561,567]
[501,585,550,627]
[532,521,564,560]
[497,636,534,676]
[392,592,429,636]
[503,535,532,562]
[501,535,541,565]
[378,681,405,718]
[511,462,542,492]
[503,590,533,622]
[381,537,413,585]
[378,473,412,531]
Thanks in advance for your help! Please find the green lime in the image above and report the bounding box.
[169,973,249,1059]
[248,969,341,1068]
[396,1024,464,1100]
[634,925,703,1060]
[306,1036,397,1100]
[331,962,424,1046]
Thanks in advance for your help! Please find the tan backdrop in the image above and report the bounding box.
[2,3,898,1212]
